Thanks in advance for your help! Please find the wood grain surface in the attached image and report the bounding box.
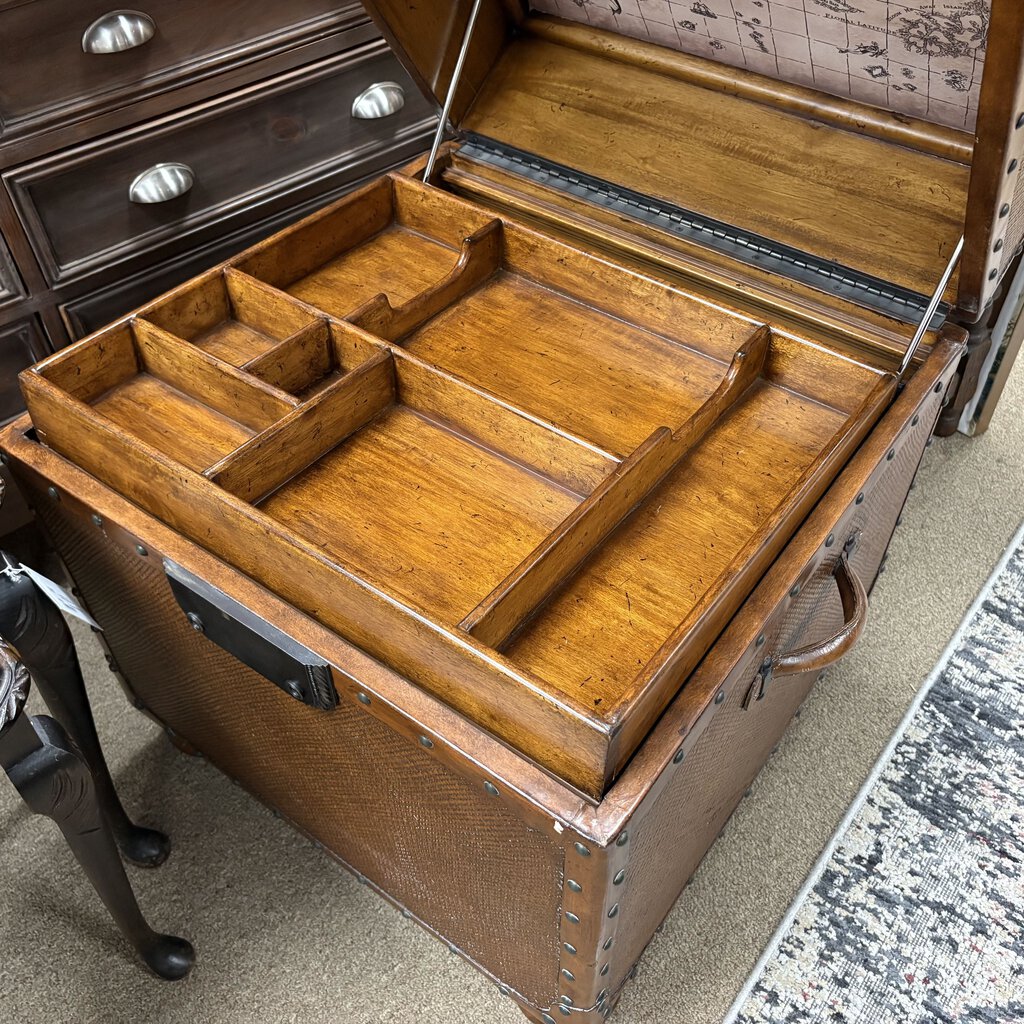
[463,31,968,299]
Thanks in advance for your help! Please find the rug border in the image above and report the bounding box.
[721,516,1024,1024]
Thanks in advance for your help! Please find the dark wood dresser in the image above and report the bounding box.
[0,0,435,427]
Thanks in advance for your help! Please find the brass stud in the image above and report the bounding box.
[483,781,499,797]
[561,968,575,982]
[91,513,103,528]
[616,831,629,847]
[603,937,614,951]
[613,869,626,885]
[567,879,582,893]
[418,735,434,749]
[135,544,147,557]
[356,692,371,705]
[673,747,685,764]
[565,911,580,925]
[607,903,619,919]
[573,842,590,857]
[563,942,577,955]
[600,963,610,976]
[714,690,725,704]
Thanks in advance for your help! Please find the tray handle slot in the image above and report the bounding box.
[132,319,297,432]
[461,325,772,650]
[348,219,504,341]
[205,349,396,504]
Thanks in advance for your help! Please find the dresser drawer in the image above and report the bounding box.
[7,45,435,285]
[0,316,49,423]
[0,0,368,140]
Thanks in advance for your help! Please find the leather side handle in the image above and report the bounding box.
[775,553,868,678]
[743,549,868,709]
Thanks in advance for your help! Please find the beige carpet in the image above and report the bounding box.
[1,364,1022,1024]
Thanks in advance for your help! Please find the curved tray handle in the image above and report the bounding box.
[744,542,868,709]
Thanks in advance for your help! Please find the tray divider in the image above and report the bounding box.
[391,349,621,497]
[132,319,297,432]
[206,349,396,504]
[461,325,772,650]
[348,219,504,342]
[241,320,333,395]
[222,268,322,339]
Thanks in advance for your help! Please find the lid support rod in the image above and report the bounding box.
[423,0,484,184]
[898,235,964,378]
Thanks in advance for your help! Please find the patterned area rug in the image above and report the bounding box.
[727,521,1024,1024]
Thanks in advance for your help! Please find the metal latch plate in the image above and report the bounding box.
[164,560,337,711]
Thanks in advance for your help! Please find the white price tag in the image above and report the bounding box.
[13,563,103,631]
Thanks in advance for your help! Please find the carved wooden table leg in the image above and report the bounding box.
[0,552,169,866]
[1,640,194,979]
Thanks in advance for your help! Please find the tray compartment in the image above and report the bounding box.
[249,348,597,624]
[144,268,322,367]
[235,175,500,319]
[26,319,297,472]
[373,191,764,458]
[499,357,895,725]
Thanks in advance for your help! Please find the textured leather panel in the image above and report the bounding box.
[607,387,940,990]
[530,0,990,130]
[32,498,563,1008]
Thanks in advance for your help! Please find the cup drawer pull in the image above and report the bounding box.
[351,81,406,119]
[128,162,194,204]
[82,10,156,54]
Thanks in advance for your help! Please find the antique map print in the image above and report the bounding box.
[529,1,990,130]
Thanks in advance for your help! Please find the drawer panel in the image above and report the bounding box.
[0,316,49,423]
[0,0,367,139]
[0,233,24,311]
[58,165,420,340]
[8,45,435,284]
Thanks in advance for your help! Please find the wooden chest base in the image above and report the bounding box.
[2,335,958,1021]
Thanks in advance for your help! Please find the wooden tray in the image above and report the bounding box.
[21,173,896,798]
